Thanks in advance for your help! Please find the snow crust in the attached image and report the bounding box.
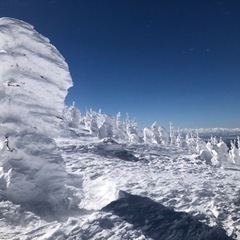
[1,138,238,239]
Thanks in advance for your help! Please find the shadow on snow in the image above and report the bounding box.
[103,192,233,240]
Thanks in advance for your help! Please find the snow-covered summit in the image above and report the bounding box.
[0,17,72,206]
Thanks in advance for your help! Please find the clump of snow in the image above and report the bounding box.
[80,175,123,210]
[0,17,72,206]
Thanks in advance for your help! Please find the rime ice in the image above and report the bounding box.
[0,17,72,205]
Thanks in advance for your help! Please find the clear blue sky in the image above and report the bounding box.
[1,0,240,128]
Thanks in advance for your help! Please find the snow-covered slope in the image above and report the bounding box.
[1,138,238,239]
[0,17,72,206]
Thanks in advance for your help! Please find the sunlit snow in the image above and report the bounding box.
[0,17,239,240]
[0,17,72,206]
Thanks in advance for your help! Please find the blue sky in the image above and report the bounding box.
[1,0,240,128]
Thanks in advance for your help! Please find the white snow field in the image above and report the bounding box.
[0,17,239,240]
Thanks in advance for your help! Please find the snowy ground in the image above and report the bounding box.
[0,137,239,239]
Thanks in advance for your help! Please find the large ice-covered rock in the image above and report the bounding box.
[0,17,72,206]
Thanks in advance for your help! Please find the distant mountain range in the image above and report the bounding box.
[179,128,240,140]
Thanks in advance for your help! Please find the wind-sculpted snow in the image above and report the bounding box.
[0,17,72,206]
[0,17,72,135]
[0,137,239,239]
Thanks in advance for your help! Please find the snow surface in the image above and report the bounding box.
[0,17,239,240]
[1,137,239,239]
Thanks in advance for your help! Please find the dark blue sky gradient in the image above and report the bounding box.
[1,0,240,128]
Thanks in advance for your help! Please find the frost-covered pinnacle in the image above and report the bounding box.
[0,17,72,136]
[0,17,73,206]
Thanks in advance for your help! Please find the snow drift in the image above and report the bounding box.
[0,17,72,206]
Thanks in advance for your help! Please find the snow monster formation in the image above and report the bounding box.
[0,18,72,206]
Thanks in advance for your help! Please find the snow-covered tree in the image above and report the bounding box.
[229,140,240,164]
[169,122,175,145]
[63,102,81,129]
[0,17,72,207]
[158,126,169,145]
[151,122,161,144]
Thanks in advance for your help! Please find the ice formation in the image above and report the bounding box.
[0,17,72,205]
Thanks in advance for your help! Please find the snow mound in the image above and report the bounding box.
[0,17,72,206]
[80,176,123,210]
